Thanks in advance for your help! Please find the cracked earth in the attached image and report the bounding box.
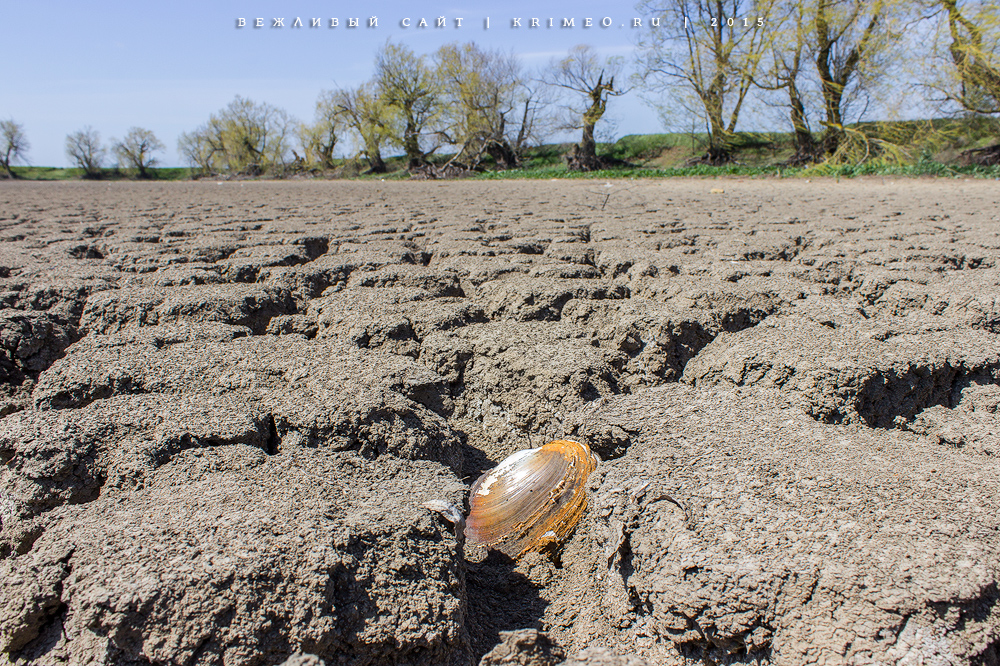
[0,179,998,665]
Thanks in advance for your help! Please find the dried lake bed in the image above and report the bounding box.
[1,178,998,665]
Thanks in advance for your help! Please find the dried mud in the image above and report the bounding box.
[0,179,998,665]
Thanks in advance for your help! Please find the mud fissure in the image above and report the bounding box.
[266,414,281,455]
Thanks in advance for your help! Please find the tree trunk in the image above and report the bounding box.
[1,147,12,177]
[705,2,732,162]
[788,81,816,160]
[514,98,532,156]
[706,109,728,155]
[486,139,519,170]
[366,145,387,174]
[404,108,422,168]
[819,81,845,155]
[319,143,335,170]
[568,123,603,172]
[579,120,597,162]
[690,89,732,165]
[815,0,842,157]
[569,74,612,171]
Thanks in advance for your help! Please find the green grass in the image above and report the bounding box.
[802,160,1000,178]
[604,133,687,161]
[8,166,192,181]
[473,163,793,180]
[474,161,1000,180]
[12,159,998,182]
[8,166,83,180]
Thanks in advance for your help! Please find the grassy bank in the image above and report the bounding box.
[7,166,192,181]
[9,162,1000,181]
[6,117,1000,181]
[472,161,1000,180]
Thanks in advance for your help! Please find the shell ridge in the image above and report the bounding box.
[464,439,598,558]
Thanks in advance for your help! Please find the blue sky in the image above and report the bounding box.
[3,1,666,167]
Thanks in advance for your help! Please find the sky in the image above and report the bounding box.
[3,1,670,167]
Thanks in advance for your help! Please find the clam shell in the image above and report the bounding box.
[465,439,599,558]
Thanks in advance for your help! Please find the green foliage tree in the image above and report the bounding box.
[435,42,527,170]
[65,126,106,178]
[178,96,293,176]
[375,41,439,168]
[112,127,164,178]
[926,1,1000,111]
[546,44,627,170]
[939,0,1000,112]
[330,84,391,174]
[0,120,29,178]
[754,0,818,161]
[296,123,332,170]
[812,0,898,155]
[298,89,342,170]
[924,0,1000,163]
[635,0,774,163]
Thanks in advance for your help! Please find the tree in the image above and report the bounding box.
[298,90,342,169]
[435,42,527,170]
[926,0,1000,113]
[812,0,898,155]
[215,96,294,174]
[546,45,627,170]
[939,0,1000,111]
[178,96,294,176]
[511,76,557,158]
[635,0,774,164]
[755,0,818,161]
[375,41,439,168]
[0,120,29,178]
[296,122,332,170]
[65,126,106,178]
[331,84,391,173]
[112,127,164,178]
[924,0,1000,163]
[177,127,217,175]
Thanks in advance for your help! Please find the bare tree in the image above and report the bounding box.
[545,45,628,170]
[0,120,29,178]
[112,127,164,178]
[375,41,439,168]
[635,0,775,164]
[177,127,218,175]
[65,126,106,178]
[512,76,558,157]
